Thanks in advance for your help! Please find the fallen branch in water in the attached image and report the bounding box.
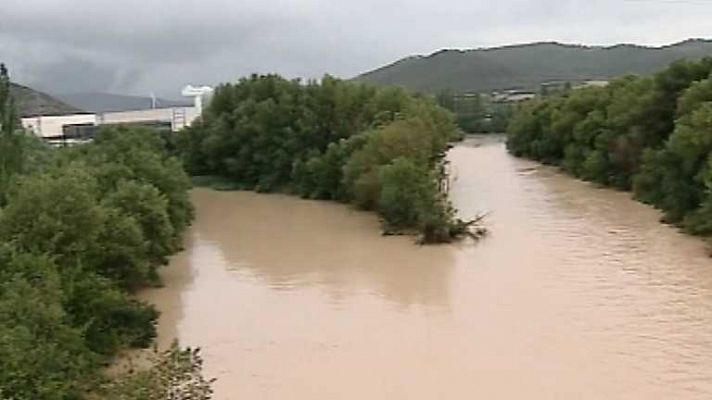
[453,212,489,240]
[417,212,489,244]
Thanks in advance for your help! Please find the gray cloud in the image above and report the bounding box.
[20,56,141,94]
[1,0,711,97]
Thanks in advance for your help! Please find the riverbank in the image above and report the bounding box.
[506,57,712,239]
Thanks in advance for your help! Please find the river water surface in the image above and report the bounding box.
[144,137,712,399]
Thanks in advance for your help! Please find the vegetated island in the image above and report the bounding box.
[176,74,487,243]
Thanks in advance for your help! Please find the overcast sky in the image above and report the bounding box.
[1,0,711,97]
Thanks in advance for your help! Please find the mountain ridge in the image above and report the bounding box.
[355,39,712,93]
[11,83,84,117]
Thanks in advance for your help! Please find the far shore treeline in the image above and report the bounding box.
[507,57,712,236]
[176,74,485,243]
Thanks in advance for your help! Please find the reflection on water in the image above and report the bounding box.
[194,190,456,308]
[147,137,712,399]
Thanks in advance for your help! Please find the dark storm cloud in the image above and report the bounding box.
[1,0,710,96]
[1,4,278,63]
[18,56,141,94]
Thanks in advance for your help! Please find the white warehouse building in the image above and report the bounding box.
[22,113,97,140]
[21,85,212,144]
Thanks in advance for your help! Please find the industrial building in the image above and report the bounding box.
[21,85,212,145]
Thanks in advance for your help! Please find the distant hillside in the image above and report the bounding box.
[56,92,192,113]
[11,83,83,117]
[355,39,712,93]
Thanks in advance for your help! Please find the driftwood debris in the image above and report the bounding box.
[453,212,489,240]
[416,212,489,244]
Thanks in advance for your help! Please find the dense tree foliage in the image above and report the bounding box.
[0,118,195,397]
[0,63,24,205]
[178,74,482,242]
[507,57,712,234]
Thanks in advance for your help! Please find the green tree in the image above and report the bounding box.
[103,180,175,265]
[89,126,193,246]
[683,155,712,235]
[0,248,94,400]
[378,157,439,229]
[0,166,105,268]
[0,64,24,204]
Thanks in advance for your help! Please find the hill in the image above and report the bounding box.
[355,39,712,93]
[56,92,192,113]
[11,83,83,117]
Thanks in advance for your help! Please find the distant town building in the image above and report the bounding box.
[491,90,537,103]
[576,80,609,89]
[21,113,97,143]
[541,80,610,92]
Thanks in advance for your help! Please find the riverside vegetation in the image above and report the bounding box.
[507,57,712,236]
[0,65,211,400]
[177,74,486,243]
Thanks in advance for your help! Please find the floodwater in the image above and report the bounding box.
[143,137,712,399]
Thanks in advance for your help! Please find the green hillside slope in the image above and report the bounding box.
[11,83,83,117]
[356,39,712,93]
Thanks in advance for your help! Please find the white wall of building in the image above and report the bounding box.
[22,106,202,140]
[21,114,97,138]
[98,106,201,131]
[20,85,211,140]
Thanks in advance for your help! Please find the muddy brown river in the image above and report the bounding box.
[142,137,712,399]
